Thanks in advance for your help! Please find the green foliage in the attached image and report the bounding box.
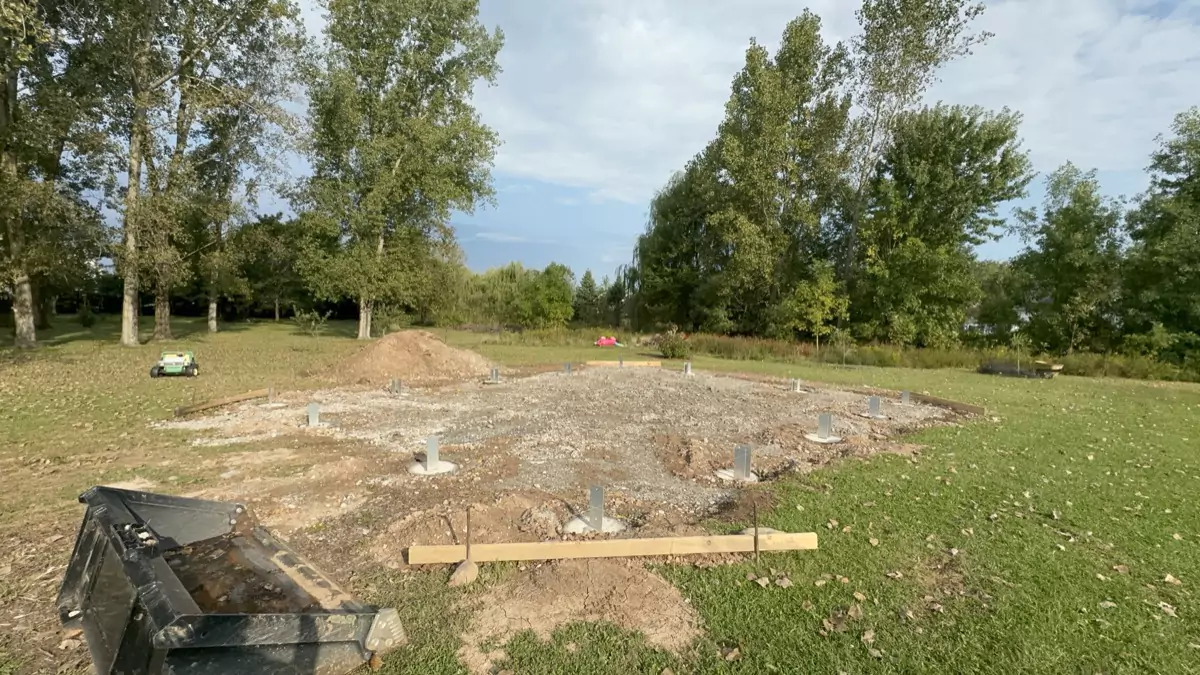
[296,0,503,338]
[1012,163,1124,353]
[292,308,331,337]
[231,214,305,319]
[828,327,855,365]
[1122,108,1200,339]
[572,270,604,326]
[371,304,413,337]
[767,262,849,347]
[658,330,692,360]
[78,304,97,328]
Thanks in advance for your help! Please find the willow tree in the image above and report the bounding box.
[297,0,503,339]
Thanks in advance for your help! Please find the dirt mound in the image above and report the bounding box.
[457,559,701,674]
[336,330,492,384]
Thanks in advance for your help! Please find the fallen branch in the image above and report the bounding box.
[174,388,272,417]
[406,531,818,564]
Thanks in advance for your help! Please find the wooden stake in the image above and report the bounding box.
[753,501,760,564]
[448,507,479,587]
[409,532,819,565]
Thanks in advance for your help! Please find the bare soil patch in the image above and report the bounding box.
[136,365,952,673]
[159,367,948,530]
[457,558,701,675]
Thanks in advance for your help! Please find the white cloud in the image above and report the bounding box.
[297,0,1200,205]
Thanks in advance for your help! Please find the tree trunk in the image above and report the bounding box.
[357,233,385,340]
[121,256,140,345]
[208,296,218,333]
[120,0,165,347]
[9,273,36,348]
[33,284,53,330]
[274,297,280,321]
[208,219,222,333]
[357,297,373,339]
[154,281,172,340]
[2,65,35,348]
[121,97,150,341]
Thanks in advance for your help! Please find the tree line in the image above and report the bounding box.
[1,0,505,346]
[3,0,1197,373]
[619,2,1199,368]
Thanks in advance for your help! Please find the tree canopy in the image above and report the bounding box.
[2,0,1198,379]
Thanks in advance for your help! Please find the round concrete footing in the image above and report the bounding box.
[562,515,627,534]
[407,460,458,475]
[804,433,842,444]
[715,468,759,483]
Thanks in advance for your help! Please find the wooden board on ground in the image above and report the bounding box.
[174,388,272,417]
[909,392,986,416]
[406,531,818,564]
[584,360,662,368]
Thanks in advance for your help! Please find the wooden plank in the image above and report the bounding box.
[909,392,986,416]
[174,388,271,417]
[584,360,662,368]
[406,532,818,564]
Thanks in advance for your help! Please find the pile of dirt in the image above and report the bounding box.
[456,559,701,675]
[336,330,492,384]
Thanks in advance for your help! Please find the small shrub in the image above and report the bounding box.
[829,328,855,365]
[659,331,692,360]
[78,305,97,328]
[292,308,331,337]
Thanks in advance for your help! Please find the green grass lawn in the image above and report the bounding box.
[2,319,1198,674]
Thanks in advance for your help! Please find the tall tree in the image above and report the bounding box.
[852,104,1033,344]
[1123,108,1200,339]
[573,270,602,326]
[297,0,503,339]
[104,0,301,345]
[185,12,303,333]
[635,12,853,336]
[1013,164,1124,353]
[840,0,992,272]
[1,0,109,347]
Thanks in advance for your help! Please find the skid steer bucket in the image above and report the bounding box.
[56,486,406,674]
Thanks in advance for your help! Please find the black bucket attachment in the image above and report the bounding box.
[56,486,406,674]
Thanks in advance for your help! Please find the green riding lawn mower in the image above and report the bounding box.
[150,350,200,378]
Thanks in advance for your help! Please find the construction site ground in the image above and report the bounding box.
[1,319,1197,675]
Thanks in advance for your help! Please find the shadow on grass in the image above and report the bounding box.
[7,314,259,348]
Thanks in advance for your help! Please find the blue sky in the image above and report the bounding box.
[290,0,1200,279]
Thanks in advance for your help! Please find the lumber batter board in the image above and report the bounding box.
[908,392,986,416]
[174,388,271,417]
[584,360,662,368]
[406,532,818,564]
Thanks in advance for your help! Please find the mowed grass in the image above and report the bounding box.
[2,321,1198,674]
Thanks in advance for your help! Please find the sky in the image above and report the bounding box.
[291,0,1200,278]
